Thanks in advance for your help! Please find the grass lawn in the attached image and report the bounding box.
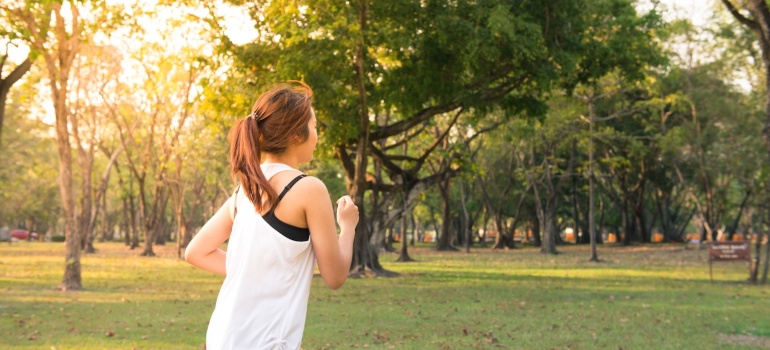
[1,241,769,349]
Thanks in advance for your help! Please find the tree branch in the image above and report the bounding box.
[721,0,759,30]
[369,101,462,141]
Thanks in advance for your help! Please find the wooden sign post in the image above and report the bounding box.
[708,241,751,283]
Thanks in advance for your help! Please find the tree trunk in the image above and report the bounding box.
[49,75,79,284]
[410,214,416,247]
[761,234,769,284]
[396,202,414,262]
[385,227,396,252]
[476,150,517,250]
[573,175,588,244]
[727,189,752,240]
[541,200,559,254]
[656,190,673,240]
[480,208,488,248]
[141,184,168,256]
[78,153,95,253]
[460,181,471,253]
[750,228,764,284]
[598,196,605,244]
[129,193,139,249]
[155,212,167,246]
[532,180,557,254]
[121,198,130,245]
[138,178,154,256]
[99,188,109,242]
[429,205,440,245]
[531,219,542,246]
[436,177,457,251]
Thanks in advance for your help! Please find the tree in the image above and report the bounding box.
[68,43,126,253]
[4,0,90,290]
[0,42,32,151]
[721,0,770,285]
[0,83,61,236]
[222,0,663,270]
[526,98,580,254]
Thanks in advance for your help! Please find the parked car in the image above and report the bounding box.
[11,229,39,240]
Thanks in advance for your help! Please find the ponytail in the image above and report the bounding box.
[228,81,314,213]
[228,117,277,212]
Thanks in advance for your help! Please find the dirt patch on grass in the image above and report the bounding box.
[719,333,770,348]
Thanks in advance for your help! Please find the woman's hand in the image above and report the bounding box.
[336,195,359,231]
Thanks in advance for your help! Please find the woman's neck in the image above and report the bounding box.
[261,153,299,169]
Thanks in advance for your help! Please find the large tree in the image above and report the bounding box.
[4,1,88,290]
[3,0,129,289]
[719,0,770,284]
[219,0,665,270]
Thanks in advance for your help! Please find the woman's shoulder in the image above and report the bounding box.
[293,174,328,194]
[270,172,329,200]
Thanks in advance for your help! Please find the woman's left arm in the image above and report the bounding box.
[184,196,234,275]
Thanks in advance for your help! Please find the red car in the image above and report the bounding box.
[11,229,39,240]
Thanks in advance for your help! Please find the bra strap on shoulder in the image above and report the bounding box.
[276,174,308,202]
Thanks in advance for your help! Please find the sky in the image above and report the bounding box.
[656,0,715,26]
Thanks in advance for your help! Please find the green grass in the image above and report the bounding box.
[1,241,769,349]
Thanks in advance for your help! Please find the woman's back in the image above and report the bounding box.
[184,82,359,350]
[207,164,315,350]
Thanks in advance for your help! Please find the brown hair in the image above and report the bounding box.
[228,82,314,212]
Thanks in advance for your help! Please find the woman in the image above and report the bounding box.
[185,82,359,350]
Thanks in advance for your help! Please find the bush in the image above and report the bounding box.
[51,235,66,242]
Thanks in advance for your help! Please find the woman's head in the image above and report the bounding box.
[228,82,315,211]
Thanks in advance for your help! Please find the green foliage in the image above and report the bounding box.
[0,72,60,232]
[563,0,666,88]
[218,0,663,150]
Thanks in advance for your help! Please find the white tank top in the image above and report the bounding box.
[206,163,316,350]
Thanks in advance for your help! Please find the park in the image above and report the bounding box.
[2,0,770,349]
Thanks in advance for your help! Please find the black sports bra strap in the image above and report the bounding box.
[276,174,307,203]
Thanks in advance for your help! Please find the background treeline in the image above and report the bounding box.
[1,0,769,288]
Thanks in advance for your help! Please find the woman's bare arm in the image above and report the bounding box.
[184,196,234,275]
[302,177,358,290]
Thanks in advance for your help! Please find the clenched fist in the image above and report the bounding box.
[336,195,359,231]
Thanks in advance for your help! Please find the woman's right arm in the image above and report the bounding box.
[184,196,234,275]
[303,177,358,290]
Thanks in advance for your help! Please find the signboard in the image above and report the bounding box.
[708,241,751,283]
